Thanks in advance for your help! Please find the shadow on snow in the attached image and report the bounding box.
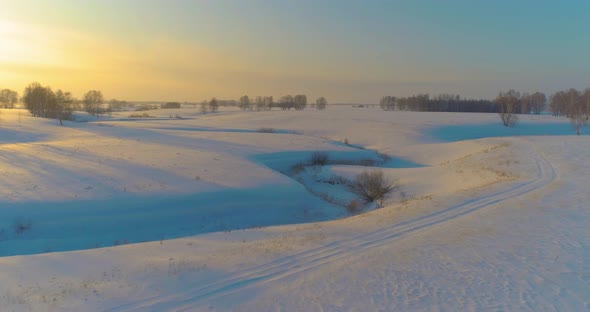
[427,121,587,142]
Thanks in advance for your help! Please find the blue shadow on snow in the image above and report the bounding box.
[427,121,587,142]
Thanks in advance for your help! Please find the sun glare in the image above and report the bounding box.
[0,19,66,67]
[0,19,28,62]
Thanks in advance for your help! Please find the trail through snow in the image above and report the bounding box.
[112,144,556,311]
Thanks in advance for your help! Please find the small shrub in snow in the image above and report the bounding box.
[316,175,349,185]
[349,170,396,208]
[311,151,329,166]
[13,218,32,235]
[291,163,306,174]
[346,199,362,215]
[329,175,349,185]
[377,152,392,163]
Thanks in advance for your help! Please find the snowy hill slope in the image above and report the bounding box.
[0,107,588,311]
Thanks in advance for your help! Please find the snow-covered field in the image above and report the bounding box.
[0,106,588,311]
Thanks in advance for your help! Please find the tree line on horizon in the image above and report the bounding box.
[379,92,547,114]
[379,88,589,132]
[236,95,327,111]
[198,94,327,114]
[2,82,587,133]
[1,83,329,121]
[0,83,129,124]
[379,88,590,117]
[494,88,590,133]
[1,83,145,123]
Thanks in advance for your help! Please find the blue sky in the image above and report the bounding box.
[1,0,589,102]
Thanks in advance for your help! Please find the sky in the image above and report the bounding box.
[1,0,589,103]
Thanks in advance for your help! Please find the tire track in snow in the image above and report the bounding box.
[111,153,556,311]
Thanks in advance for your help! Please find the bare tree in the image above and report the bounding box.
[564,88,580,118]
[200,100,208,114]
[263,96,273,110]
[279,95,294,110]
[293,94,307,110]
[21,83,70,126]
[549,91,567,116]
[382,93,497,113]
[519,92,531,114]
[316,97,327,110]
[379,96,396,111]
[310,151,329,166]
[529,92,546,114]
[209,97,218,113]
[55,90,75,125]
[252,96,262,111]
[563,89,588,135]
[83,90,104,117]
[239,95,251,111]
[109,99,128,111]
[0,89,19,108]
[583,88,590,118]
[496,90,520,127]
[22,82,56,118]
[348,170,396,208]
[570,111,588,135]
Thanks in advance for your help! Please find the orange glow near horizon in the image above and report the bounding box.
[0,18,256,101]
[3,1,588,103]
[0,12,459,103]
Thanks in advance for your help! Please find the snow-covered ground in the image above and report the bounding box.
[0,107,588,311]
